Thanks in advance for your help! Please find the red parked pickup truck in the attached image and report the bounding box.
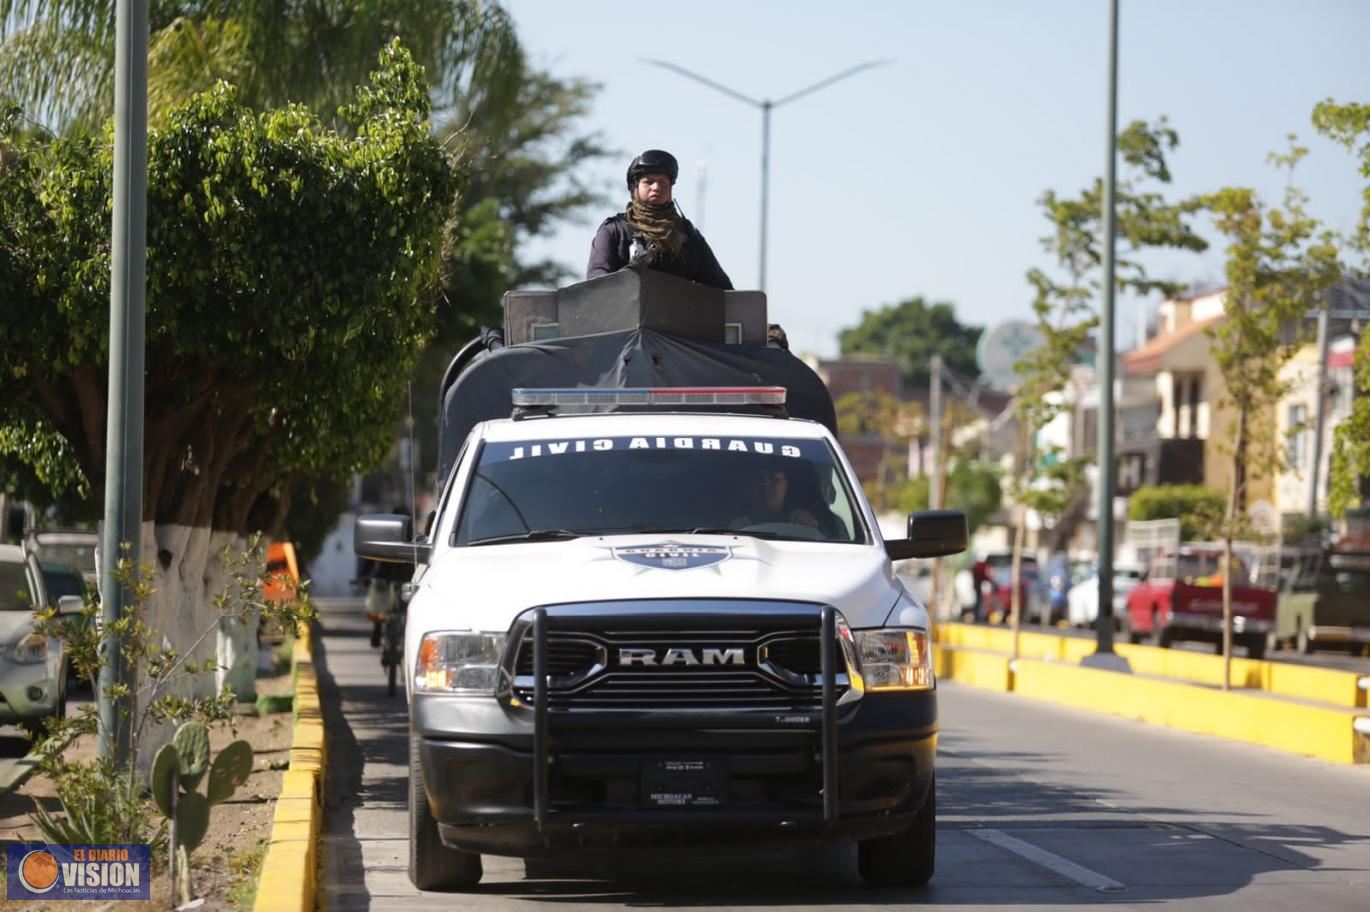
[1124,548,1277,658]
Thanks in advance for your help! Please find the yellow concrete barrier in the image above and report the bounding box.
[254,623,326,912]
[1010,657,1368,766]
[934,646,1012,692]
[937,623,1365,708]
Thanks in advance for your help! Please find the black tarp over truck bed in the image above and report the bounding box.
[437,268,838,485]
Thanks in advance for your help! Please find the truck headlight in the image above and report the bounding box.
[415,631,505,694]
[6,633,50,665]
[854,628,933,691]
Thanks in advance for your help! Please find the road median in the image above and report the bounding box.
[934,623,1370,765]
[253,622,327,912]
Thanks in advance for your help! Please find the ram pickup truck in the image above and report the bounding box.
[358,386,967,890]
[1124,547,1277,658]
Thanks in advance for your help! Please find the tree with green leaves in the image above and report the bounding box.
[0,42,455,708]
[838,297,982,387]
[1204,139,1341,687]
[1009,119,1209,648]
[1127,484,1225,541]
[406,65,612,483]
[0,0,522,134]
[835,390,923,512]
[1313,99,1370,518]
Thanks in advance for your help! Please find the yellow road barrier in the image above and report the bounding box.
[934,637,1370,764]
[254,624,327,912]
[937,623,1366,708]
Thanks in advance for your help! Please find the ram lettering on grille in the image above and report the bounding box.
[617,647,746,667]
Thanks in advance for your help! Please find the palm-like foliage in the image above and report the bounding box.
[0,1,522,134]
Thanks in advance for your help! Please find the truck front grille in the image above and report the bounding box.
[510,625,846,711]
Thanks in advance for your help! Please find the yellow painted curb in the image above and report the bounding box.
[934,641,1370,765]
[937,622,1366,708]
[1011,656,1369,765]
[254,623,326,912]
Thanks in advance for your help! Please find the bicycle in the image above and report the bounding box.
[380,581,412,697]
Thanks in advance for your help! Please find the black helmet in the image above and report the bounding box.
[626,149,678,190]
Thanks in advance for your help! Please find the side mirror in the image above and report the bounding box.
[885,509,969,561]
[57,595,85,616]
[355,513,432,566]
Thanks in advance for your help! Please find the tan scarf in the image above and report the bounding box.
[626,199,687,257]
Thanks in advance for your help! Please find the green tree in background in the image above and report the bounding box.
[1314,99,1370,517]
[1204,138,1341,686]
[407,65,612,484]
[1008,119,1208,646]
[1126,484,1225,541]
[835,390,922,512]
[0,0,522,133]
[0,43,455,697]
[838,297,982,388]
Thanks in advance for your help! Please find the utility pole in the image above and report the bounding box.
[928,355,944,616]
[1088,0,1126,669]
[643,59,889,290]
[1307,301,1331,518]
[99,0,149,763]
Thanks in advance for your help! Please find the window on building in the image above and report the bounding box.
[1286,403,1309,470]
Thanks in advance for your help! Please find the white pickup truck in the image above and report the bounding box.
[357,385,967,891]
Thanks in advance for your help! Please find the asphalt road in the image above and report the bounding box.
[316,597,1370,911]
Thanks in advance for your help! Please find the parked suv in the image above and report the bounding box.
[358,388,967,891]
[0,544,74,735]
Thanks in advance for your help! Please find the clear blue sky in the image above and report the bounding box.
[503,0,1368,360]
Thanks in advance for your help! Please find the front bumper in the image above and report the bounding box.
[414,690,936,856]
[0,661,63,722]
[1308,626,1370,645]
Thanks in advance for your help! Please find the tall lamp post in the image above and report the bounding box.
[644,59,889,291]
[1088,0,1128,671]
[100,0,148,763]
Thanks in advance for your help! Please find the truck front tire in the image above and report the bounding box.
[409,730,482,890]
[857,774,935,887]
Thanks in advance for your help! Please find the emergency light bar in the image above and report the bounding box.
[511,387,787,407]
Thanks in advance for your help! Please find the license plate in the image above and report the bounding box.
[641,758,727,808]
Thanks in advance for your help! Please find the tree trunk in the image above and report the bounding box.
[1222,407,1247,692]
[132,521,259,768]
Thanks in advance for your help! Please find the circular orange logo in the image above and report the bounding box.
[19,849,59,892]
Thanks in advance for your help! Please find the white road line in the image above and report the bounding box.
[968,828,1127,893]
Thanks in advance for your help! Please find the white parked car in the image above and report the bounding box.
[1066,563,1145,628]
[0,544,73,736]
[357,388,968,892]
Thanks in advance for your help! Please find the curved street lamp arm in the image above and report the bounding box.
[773,59,893,108]
[642,58,763,108]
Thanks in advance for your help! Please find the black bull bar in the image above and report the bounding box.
[528,603,844,830]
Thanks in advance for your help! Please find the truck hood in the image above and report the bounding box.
[411,534,903,634]
[0,612,34,646]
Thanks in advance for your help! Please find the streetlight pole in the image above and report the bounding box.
[1088,0,1127,671]
[100,0,149,763]
[644,59,889,291]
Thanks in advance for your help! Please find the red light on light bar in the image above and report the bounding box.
[512,387,786,407]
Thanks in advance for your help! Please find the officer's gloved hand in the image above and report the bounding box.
[767,324,790,350]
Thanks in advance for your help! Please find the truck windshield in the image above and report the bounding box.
[454,434,865,546]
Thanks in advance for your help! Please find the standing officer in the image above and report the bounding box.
[587,149,733,290]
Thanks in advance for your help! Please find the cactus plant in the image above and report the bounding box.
[151,722,258,905]
[172,721,211,789]
[175,790,209,853]
[206,740,253,805]
[151,742,180,817]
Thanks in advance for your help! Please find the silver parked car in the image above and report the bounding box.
[0,543,71,736]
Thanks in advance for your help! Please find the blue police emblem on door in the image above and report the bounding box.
[615,543,731,570]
